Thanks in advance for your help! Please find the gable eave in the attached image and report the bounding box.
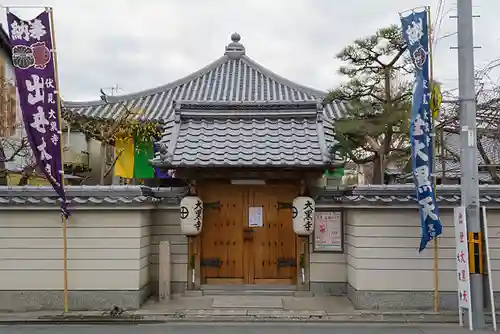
[62,55,329,109]
[62,55,230,108]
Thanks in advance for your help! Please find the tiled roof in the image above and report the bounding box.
[315,184,500,207]
[61,33,346,122]
[152,101,339,168]
[3,184,500,207]
[434,157,493,182]
[438,131,500,182]
[0,185,186,207]
[400,131,500,183]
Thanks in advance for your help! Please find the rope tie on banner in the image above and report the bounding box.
[399,6,427,18]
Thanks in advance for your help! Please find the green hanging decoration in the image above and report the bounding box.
[324,166,345,178]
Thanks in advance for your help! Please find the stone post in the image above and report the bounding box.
[159,241,171,300]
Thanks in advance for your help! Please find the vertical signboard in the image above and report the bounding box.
[454,206,473,330]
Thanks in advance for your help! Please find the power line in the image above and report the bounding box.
[433,0,446,48]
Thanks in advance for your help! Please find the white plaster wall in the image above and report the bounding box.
[59,131,113,185]
[150,207,188,293]
[309,241,346,284]
[61,131,88,153]
[0,209,150,291]
[346,208,500,292]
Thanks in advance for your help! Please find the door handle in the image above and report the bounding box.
[243,228,254,240]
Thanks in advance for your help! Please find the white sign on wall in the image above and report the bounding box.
[313,211,343,252]
[248,207,263,227]
[453,206,473,330]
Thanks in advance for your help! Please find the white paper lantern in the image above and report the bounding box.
[292,196,315,236]
[180,196,203,235]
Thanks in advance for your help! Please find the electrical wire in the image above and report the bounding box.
[432,0,446,48]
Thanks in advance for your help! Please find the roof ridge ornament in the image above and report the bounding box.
[225,32,245,59]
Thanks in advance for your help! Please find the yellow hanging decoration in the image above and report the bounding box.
[430,83,442,120]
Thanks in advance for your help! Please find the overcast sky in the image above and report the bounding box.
[2,0,497,102]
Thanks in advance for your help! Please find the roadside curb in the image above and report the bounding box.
[0,312,470,325]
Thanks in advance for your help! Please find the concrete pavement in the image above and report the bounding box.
[0,323,496,334]
[0,307,479,325]
[0,295,496,325]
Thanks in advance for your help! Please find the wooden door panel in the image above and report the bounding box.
[250,187,275,280]
[199,184,246,282]
[275,185,298,281]
[199,182,298,285]
[251,184,298,283]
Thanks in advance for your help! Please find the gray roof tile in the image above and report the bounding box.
[152,101,340,168]
[0,185,185,207]
[3,184,500,208]
[316,184,500,207]
[61,34,347,122]
[437,131,500,182]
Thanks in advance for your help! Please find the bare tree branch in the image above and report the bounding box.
[437,58,500,183]
[103,148,124,179]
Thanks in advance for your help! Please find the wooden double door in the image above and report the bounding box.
[198,182,298,285]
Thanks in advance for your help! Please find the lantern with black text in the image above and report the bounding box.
[180,196,203,235]
[292,197,315,236]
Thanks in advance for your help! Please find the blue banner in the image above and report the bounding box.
[400,9,442,252]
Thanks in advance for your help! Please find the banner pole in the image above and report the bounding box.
[1,5,49,9]
[426,5,439,313]
[47,6,69,313]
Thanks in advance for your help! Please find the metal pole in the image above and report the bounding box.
[456,0,485,329]
[427,6,439,313]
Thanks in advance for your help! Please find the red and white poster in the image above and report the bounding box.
[314,212,342,252]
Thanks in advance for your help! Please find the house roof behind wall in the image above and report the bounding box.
[436,131,500,183]
[400,130,500,183]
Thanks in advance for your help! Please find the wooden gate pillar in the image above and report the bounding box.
[296,236,310,290]
[188,236,201,290]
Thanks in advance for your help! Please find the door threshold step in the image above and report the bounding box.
[202,289,295,296]
[201,284,296,290]
[211,295,284,309]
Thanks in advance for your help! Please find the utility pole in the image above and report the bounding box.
[456,0,485,329]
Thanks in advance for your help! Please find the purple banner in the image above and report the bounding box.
[153,143,175,178]
[7,10,69,217]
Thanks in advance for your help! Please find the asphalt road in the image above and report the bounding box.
[0,323,495,334]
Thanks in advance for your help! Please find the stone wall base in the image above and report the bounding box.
[347,284,460,310]
[0,284,150,312]
[310,282,347,296]
[149,281,187,296]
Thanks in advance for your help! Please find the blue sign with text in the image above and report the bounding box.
[401,9,442,252]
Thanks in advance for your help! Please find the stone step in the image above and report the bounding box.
[211,296,284,309]
[202,289,295,296]
[201,284,296,290]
